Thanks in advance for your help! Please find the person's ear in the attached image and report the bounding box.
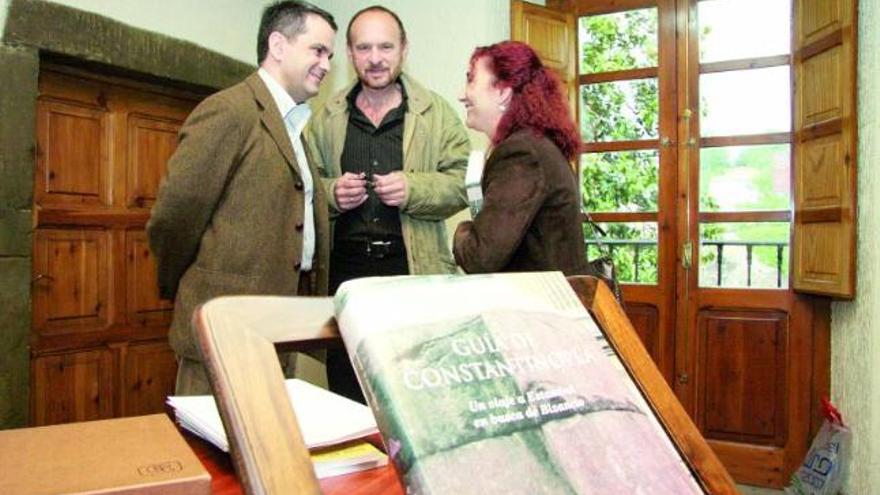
[498,86,513,107]
[268,31,287,61]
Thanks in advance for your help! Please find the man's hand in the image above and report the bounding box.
[334,172,368,211]
[373,172,407,207]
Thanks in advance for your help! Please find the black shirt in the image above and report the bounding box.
[334,82,408,243]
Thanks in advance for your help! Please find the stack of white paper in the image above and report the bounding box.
[167,378,379,452]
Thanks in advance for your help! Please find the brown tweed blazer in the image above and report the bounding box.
[147,72,330,361]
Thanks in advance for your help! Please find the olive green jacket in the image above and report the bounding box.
[305,73,469,274]
[148,72,330,361]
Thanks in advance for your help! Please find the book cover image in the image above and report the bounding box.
[336,273,704,494]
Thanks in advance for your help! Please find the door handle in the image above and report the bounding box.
[32,273,55,284]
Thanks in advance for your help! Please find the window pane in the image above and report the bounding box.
[581,79,658,141]
[581,151,659,212]
[699,0,791,63]
[585,222,658,285]
[579,8,658,73]
[700,66,791,136]
[699,222,789,288]
[700,145,791,212]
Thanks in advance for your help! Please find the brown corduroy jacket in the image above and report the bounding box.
[453,129,589,276]
[147,72,330,361]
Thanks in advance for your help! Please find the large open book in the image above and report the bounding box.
[336,272,704,493]
[195,274,737,494]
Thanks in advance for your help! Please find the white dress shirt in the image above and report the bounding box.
[258,68,315,271]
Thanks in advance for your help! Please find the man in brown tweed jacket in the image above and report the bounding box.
[147,1,336,395]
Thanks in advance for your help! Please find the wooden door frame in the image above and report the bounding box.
[565,0,681,385]
[0,0,252,430]
[672,0,831,486]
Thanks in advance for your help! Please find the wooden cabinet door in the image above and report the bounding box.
[30,66,200,425]
[120,341,178,416]
[34,83,111,208]
[126,114,180,209]
[125,229,172,328]
[31,349,114,426]
[32,228,112,336]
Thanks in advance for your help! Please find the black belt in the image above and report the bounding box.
[335,238,405,259]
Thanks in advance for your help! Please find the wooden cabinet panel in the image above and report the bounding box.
[801,49,842,127]
[800,136,845,208]
[798,0,844,43]
[795,222,847,286]
[708,440,785,488]
[125,229,172,327]
[120,341,177,417]
[33,228,112,336]
[35,99,110,206]
[698,310,787,445]
[625,303,660,364]
[127,115,181,209]
[31,349,114,426]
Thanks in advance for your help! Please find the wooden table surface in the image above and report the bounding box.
[185,432,405,495]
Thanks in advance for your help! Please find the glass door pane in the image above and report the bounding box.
[579,9,658,73]
[700,67,791,137]
[579,6,663,287]
[698,0,791,63]
[696,0,793,289]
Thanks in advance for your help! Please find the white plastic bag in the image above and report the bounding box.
[785,398,851,495]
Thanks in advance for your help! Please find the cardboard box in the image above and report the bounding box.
[0,414,211,495]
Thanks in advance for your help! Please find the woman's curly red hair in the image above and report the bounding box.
[471,41,582,160]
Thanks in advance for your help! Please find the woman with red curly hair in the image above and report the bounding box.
[453,41,588,275]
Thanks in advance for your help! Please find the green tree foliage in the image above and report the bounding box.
[580,9,731,285]
[580,9,660,283]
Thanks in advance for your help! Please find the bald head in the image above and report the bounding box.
[346,5,407,47]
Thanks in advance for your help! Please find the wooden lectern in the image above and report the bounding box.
[194,276,738,495]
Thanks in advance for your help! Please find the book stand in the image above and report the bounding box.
[194,276,737,495]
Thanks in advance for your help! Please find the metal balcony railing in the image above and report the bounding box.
[585,239,789,287]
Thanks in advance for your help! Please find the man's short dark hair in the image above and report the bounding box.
[257,1,337,64]
[346,5,407,47]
